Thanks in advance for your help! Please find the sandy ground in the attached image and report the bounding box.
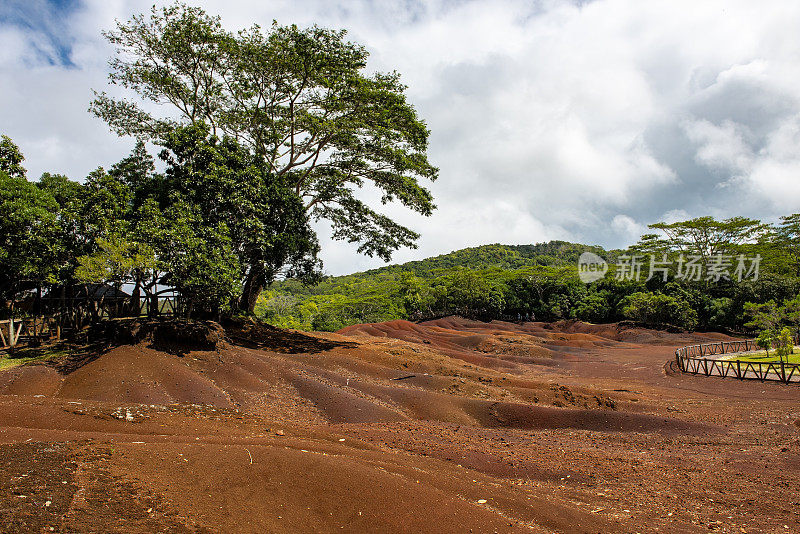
[0,317,797,533]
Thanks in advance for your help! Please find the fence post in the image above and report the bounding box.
[737,359,741,379]
[781,360,786,383]
[8,319,14,349]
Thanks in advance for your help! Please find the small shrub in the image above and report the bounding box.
[775,327,793,362]
[756,329,775,357]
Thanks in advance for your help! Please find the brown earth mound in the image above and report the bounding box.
[0,316,797,533]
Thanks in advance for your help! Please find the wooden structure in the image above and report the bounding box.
[0,315,62,348]
[1,283,182,350]
[675,340,800,384]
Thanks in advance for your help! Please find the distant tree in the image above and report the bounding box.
[620,292,698,330]
[575,292,611,323]
[398,271,434,318]
[743,300,781,333]
[91,2,438,264]
[643,217,768,286]
[627,233,671,256]
[774,214,800,276]
[779,295,800,337]
[775,327,794,362]
[648,216,768,262]
[256,291,298,320]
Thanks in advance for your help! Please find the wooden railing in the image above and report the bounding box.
[675,340,800,384]
[0,296,181,350]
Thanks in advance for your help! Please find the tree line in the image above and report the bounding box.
[258,228,800,334]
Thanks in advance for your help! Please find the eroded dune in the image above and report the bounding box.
[0,317,797,533]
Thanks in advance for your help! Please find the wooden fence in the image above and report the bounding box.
[0,295,181,350]
[675,340,800,384]
[0,315,62,349]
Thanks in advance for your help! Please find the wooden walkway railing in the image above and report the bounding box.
[0,296,181,350]
[675,340,800,384]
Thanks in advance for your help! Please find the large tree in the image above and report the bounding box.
[90,3,438,266]
[154,124,322,313]
[647,216,768,262]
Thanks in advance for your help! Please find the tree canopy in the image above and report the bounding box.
[0,135,26,179]
[0,129,323,318]
[0,171,59,301]
[91,2,438,263]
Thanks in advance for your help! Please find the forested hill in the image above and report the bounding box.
[358,241,613,277]
[256,241,620,331]
[258,223,800,335]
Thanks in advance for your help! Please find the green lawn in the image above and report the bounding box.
[727,348,800,365]
[0,345,71,371]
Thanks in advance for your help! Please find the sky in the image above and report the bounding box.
[2,0,800,276]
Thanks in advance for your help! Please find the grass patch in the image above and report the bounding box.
[0,345,73,371]
[728,348,800,365]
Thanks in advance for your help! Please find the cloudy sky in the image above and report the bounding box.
[2,0,800,275]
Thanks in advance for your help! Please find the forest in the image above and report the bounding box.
[257,225,800,335]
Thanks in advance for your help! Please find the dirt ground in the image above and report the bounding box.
[0,317,797,533]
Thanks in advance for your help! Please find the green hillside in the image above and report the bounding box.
[257,227,800,335]
[363,241,613,275]
[256,241,622,331]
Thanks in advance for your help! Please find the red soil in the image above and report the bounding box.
[0,317,798,533]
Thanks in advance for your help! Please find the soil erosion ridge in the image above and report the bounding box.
[0,317,797,533]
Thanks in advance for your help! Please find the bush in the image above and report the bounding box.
[775,327,794,362]
[756,329,775,356]
[620,291,698,330]
[575,292,612,323]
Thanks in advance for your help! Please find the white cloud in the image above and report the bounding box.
[3,0,800,273]
[661,209,690,224]
[611,214,646,243]
[684,119,753,174]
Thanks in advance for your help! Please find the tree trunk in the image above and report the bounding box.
[129,275,142,317]
[239,264,265,314]
[149,274,159,317]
